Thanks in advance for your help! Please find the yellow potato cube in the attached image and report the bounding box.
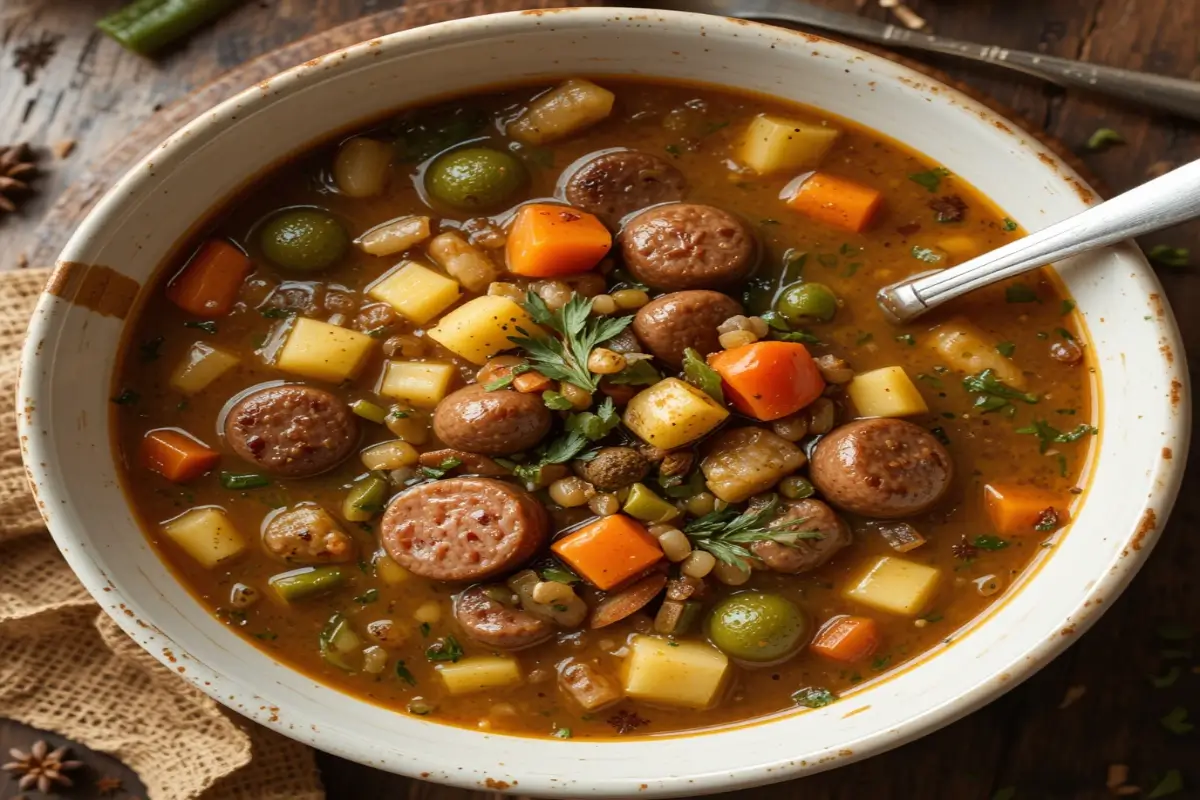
[844,556,941,616]
[378,361,456,408]
[437,655,523,695]
[374,553,410,586]
[624,378,730,450]
[847,366,930,418]
[622,635,729,709]
[740,114,840,175]
[426,295,544,365]
[936,235,984,264]
[169,341,240,395]
[162,507,245,569]
[275,318,375,383]
[367,261,461,325]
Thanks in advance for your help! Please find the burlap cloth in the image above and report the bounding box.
[0,269,325,800]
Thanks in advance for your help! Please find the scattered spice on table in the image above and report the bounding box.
[2,740,84,793]
[0,143,37,214]
[13,32,63,85]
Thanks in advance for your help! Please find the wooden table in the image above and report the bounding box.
[2,1,1197,798]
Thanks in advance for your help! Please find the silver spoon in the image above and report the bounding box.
[876,158,1200,324]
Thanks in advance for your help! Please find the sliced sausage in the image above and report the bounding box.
[419,448,510,477]
[454,584,554,650]
[433,383,552,456]
[262,504,355,563]
[632,290,742,367]
[619,203,755,291]
[381,477,549,582]
[563,149,687,226]
[224,384,358,477]
[590,573,668,628]
[810,418,954,518]
[572,446,650,491]
[558,659,623,711]
[751,499,851,573]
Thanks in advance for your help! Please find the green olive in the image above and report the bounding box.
[777,282,838,324]
[707,591,807,663]
[259,208,349,272]
[426,147,526,210]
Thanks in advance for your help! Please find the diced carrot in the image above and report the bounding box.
[166,239,252,316]
[811,615,881,663]
[141,428,221,483]
[984,483,1068,536]
[506,203,612,277]
[512,371,553,394]
[551,514,663,590]
[784,171,883,233]
[707,341,826,421]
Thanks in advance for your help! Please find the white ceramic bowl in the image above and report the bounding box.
[19,8,1189,796]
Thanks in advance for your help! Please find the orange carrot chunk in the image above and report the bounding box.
[141,428,221,483]
[708,341,826,421]
[506,203,612,278]
[811,615,881,663]
[551,514,663,590]
[983,483,1068,536]
[166,239,252,317]
[784,171,883,233]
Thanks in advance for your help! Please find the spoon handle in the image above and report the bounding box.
[877,158,1200,324]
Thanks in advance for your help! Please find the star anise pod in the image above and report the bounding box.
[2,740,84,793]
[606,709,649,734]
[0,143,37,214]
[951,536,979,560]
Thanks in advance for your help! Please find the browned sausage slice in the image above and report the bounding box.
[590,573,668,628]
[381,477,549,582]
[563,149,687,226]
[224,384,358,477]
[632,290,743,367]
[419,448,510,477]
[809,418,954,518]
[751,498,851,573]
[619,203,755,291]
[454,584,554,650]
[433,384,552,456]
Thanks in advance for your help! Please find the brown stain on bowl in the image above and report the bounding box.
[1131,509,1157,551]
[1163,447,1173,460]
[1149,292,1165,318]
[484,778,512,790]
[1160,341,1174,365]
[46,261,140,319]
[1170,380,1182,407]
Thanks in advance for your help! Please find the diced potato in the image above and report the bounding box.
[846,366,930,419]
[623,378,730,450]
[508,78,616,145]
[437,655,523,695]
[930,318,1025,388]
[374,552,411,585]
[367,261,461,325]
[426,295,544,365]
[169,341,240,395]
[378,361,457,408]
[740,114,840,175]
[162,507,246,568]
[700,427,807,503]
[622,635,729,709]
[426,232,497,294]
[355,215,431,257]
[844,556,941,617]
[936,235,983,264]
[275,318,375,383]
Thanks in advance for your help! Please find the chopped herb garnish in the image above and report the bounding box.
[870,654,891,670]
[1147,769,1184,798]
[1061,299,1076,315]
[354,588,379,605]
[111,389,139,406]
[485,364,531,391]
[816,253,839,269]
[1056,453,1068,478]
[1014,420,1098,453]
[682,347,725,404]
[139,336,164,361]
[540,563,580,584]
[419,622,431,638]
[685,495,821,572]
[425,635,464,663]
[1002,218,1018,232]
[911,246,943,264]
[1149,666,1182,688]
[843,261,863,278]
[184,320,218,334]
[1148,245,1190,269]
[1160,706,1194,735]
[1085,127,1124,151]
[996,341,1016,358]
[665,143,682,157]
[389,409,410,420]
[895,334,916,346]
[510,291,632,393]
[417,456,463,480]
[553,727,573,739]
[962,369,1039,414]
[609,359,662,387]
[260,307,295,319]
[909,166,950,192]
[973,534,1010,551]
[791,686,836,708]
[930,427,950,446]
[220,472,270,490]
[1055,327,1076,342]
[252,630,277,641]
[667,641,680,647]
[1034,507,1059,532]
[542,390,574,410]
[1005,284,1039,303]
[512,398,620,483]
[395,660,417,685]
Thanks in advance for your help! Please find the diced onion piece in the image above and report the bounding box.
[333,138,393,198]
[355,215,432,256]
[427,232,497,294]
[508,79,616,145]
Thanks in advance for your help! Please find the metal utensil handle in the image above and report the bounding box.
[878,158,1200,323]
[882,29,1200,123]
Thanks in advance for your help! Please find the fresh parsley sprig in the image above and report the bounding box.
[1015,419,1098,453]
[962,369,1039,414]
[509,292,632,393]
[503,398,620,483]
[684,496,822,572]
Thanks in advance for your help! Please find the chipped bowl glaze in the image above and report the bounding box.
[18,8,1189,796]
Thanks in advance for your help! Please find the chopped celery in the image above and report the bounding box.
[623,482,681,523]
[343,473,390,522]
[351,399,388,424]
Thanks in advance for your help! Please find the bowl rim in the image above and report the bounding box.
[18,7,1190,796]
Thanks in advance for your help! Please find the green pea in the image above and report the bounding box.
[779,475,815,500]
[708,591,807,663]
[777,282,838,324]
[259,208,349,272]
[426,147,526,211]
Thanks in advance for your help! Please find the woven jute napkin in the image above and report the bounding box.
[0,269,325,800]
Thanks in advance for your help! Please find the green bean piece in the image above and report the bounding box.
[351,399,388,424]
[622,482,681,524]
[97,0,240,57]
[220,471,270,490]
[343,473,390,522]
[269,566,346,602]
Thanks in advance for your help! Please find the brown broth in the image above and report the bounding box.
[113,79,1095,739]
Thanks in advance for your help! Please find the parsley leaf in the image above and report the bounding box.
[417,456,463,480]
[1061,299,1076,315]
[909,167,950,192]
[542,391,574,410]
[395,660,417,685]
[1002,218,1018,232]
[1147,769,1185,798]
[513,398,620,482]
[1005,284,1039,303]
[139,336,164,361]
[911,245,944,264]
[962,369,1039,414]
[792,686,837,708]
[540,562,580,584]
[682,347,725,403]
[1014,420,1098,453]
[509,292,633,393]
[553,727,572,739]
[973,535,1010,551]
[425,635,464,663]
[419,622,431,638]
[1149,666,1182,689]
[608,359,662,386]
[685,496,822,572]
[184,320,218,334]
[996,341,1016,357]
[485,364,531,391]
[353,588,379,605]
[1160,706,1194,735]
